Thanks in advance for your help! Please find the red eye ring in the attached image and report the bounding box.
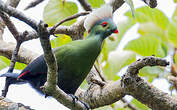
[101,22,108,27]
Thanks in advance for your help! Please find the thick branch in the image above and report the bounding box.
[0,41,38,64]
[121,56,177,110]
[76,67,125,109]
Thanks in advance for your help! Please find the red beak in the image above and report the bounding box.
[114,29,119,34]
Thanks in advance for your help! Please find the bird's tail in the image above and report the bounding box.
[0,72,25,84]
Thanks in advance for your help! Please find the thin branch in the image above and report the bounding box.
[77,0,92,11]
[0,0,38,30]
[38,21,87,110]
[24,0,45,10]
[50,11,90,34]
[7,42,22,73]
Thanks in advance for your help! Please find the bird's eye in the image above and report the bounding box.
[101,22,108,27]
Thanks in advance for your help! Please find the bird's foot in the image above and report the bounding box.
[68,94,90,110]
[68,94,79,105]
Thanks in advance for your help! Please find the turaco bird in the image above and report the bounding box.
[0,4,118,108]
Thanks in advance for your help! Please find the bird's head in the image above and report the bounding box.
[84,5,118,39]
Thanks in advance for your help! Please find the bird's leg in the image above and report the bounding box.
[68,94,90,110]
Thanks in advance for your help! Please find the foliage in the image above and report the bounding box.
[131,99,149,110]
[43,0,78,26]
[0,56,26,70]
[175,53,177,68]
[87,0,104,8]
[124,35,167,57]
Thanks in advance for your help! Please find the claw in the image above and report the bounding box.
[68,94,78,106]
[68,94,90,110]
[80,100,90,110]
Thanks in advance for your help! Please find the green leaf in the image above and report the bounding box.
[139,66,164,82]
[173,0,177,3]
[0,56,26,70]
[131,99,149,110]
[51,35,72,48]
[125,6,169,30]
[43,0,78,26]
[0,57,8,70]
[87,0,105,8]
[103,51,136,79]
[175,53,177,68]
[124,35,167,57]
[138,22,167,42]
[167,20,177,48]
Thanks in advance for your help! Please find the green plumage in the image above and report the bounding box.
[0,5,118,97]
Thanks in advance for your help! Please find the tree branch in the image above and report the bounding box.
[121,56,177,110]
[24,0,45,10]
[77,0,92,11]
[0,0,38,30]
[0,11,20,40]
[50,11,90,34]
[0,41,39,64]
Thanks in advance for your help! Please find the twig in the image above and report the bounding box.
[77,0,92,11]
[141,0,157,8]
[121,98,139,110]
[0,0,38,30]
[24,0,45,10]
[7,42,22,73]
[50,11,90,34]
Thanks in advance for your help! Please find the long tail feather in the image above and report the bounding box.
[0,72,19,78]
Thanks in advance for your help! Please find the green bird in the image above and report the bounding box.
[1,4,118,108]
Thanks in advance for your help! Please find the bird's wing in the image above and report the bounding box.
[18,55,47,79]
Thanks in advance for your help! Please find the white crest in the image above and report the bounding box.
[84,5,113,32]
